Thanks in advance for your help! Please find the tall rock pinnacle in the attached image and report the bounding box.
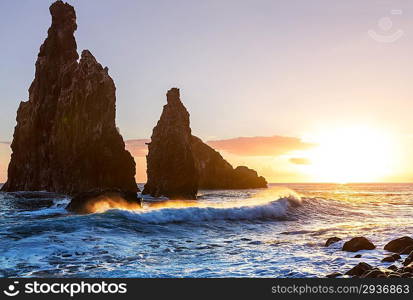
[1,1,138,195]
[143,88,267,199]
[143,88,199,199]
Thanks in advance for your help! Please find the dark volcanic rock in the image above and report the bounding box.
[326,272,341,278]
[66,189,141,214]
[384,236,413,253]
[360,269,386,278]
[342,237,376,252]
[345,262,372,276]
[382,256,396,263]
[143,88,268,199]
[388,265,398,271]
[7,191,66,210]
[142,88,199,199]
[191,136,267,189]
[1,1,137,196]
[403,251,413,266]
[325,237,342,247]
[400,245,413,255]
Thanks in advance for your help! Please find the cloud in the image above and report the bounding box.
[125,139,150,157]
[206,136,315,157]
[289,157,312,165]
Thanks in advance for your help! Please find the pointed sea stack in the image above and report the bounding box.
[142,88,199,199]
[143,88,267,198]
[191,136,267,189]
[1,1,138,196]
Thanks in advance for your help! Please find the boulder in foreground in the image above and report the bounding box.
[345,262,372,276]
[342,237,376,252]
[384,236,413,253]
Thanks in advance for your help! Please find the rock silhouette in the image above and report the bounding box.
[1,1,138,196]
[325,237,342,247]
[143,88,267,199]
[192,136,267,189]
[66,189,142,214]
[142,88,199,199]
[384,236,413,253]
[342,237,376,252]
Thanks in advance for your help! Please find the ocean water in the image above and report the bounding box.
[0,183,412,278]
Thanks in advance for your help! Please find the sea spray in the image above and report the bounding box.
[114,195,301,224]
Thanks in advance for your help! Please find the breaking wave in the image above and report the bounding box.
[115,195,301,224]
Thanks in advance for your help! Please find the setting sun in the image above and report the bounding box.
[300,126,397,183]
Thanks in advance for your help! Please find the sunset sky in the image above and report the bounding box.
[1,0,413,183]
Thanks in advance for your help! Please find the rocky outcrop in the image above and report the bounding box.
[342,260,413,278]
[1,1,137,196]
[342,237,376,252]
[143,88,267,198]
[345,262,372,276]
[326,237,413,278]
[192,136,267,189]
[384,236,413,253]
[66,189,142,214]
[142,88,199,199]
[325,237,342,247]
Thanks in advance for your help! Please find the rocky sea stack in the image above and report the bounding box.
[143,88,267,199]
[143,88,199,199]
[1,1,137,196]
[191,136,267,189]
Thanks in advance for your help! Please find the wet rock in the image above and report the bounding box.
[354,254,362,258]
[400,272,413,278]
[325,237,342,247]
[143,88,199,199]
[6,191,67,210]
[192,136,267,189]
[1,1,137,196]
[399,245,413,255]
[403,251,413,266]
[360,269,386,278]
[387,265,398,271]
[345,262,372,276]
[326,272,341,278]
[66,189,141,214]
[381,254,400,263]
[382,256,396,263]
[384,236,413,253]
[402,265,413,273]
[342,237,376,252]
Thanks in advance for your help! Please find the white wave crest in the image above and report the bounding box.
[116,195,300,224]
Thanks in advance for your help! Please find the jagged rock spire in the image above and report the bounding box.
[1,1,138,195]
[143,88,199,199]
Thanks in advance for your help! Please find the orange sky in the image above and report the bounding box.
[1,131,413,184]
[1,1,413,184]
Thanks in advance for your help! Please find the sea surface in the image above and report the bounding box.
[0,183,412,278]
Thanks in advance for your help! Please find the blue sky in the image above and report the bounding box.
[1,0,413,182]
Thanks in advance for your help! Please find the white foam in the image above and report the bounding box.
[116,196,300,224]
